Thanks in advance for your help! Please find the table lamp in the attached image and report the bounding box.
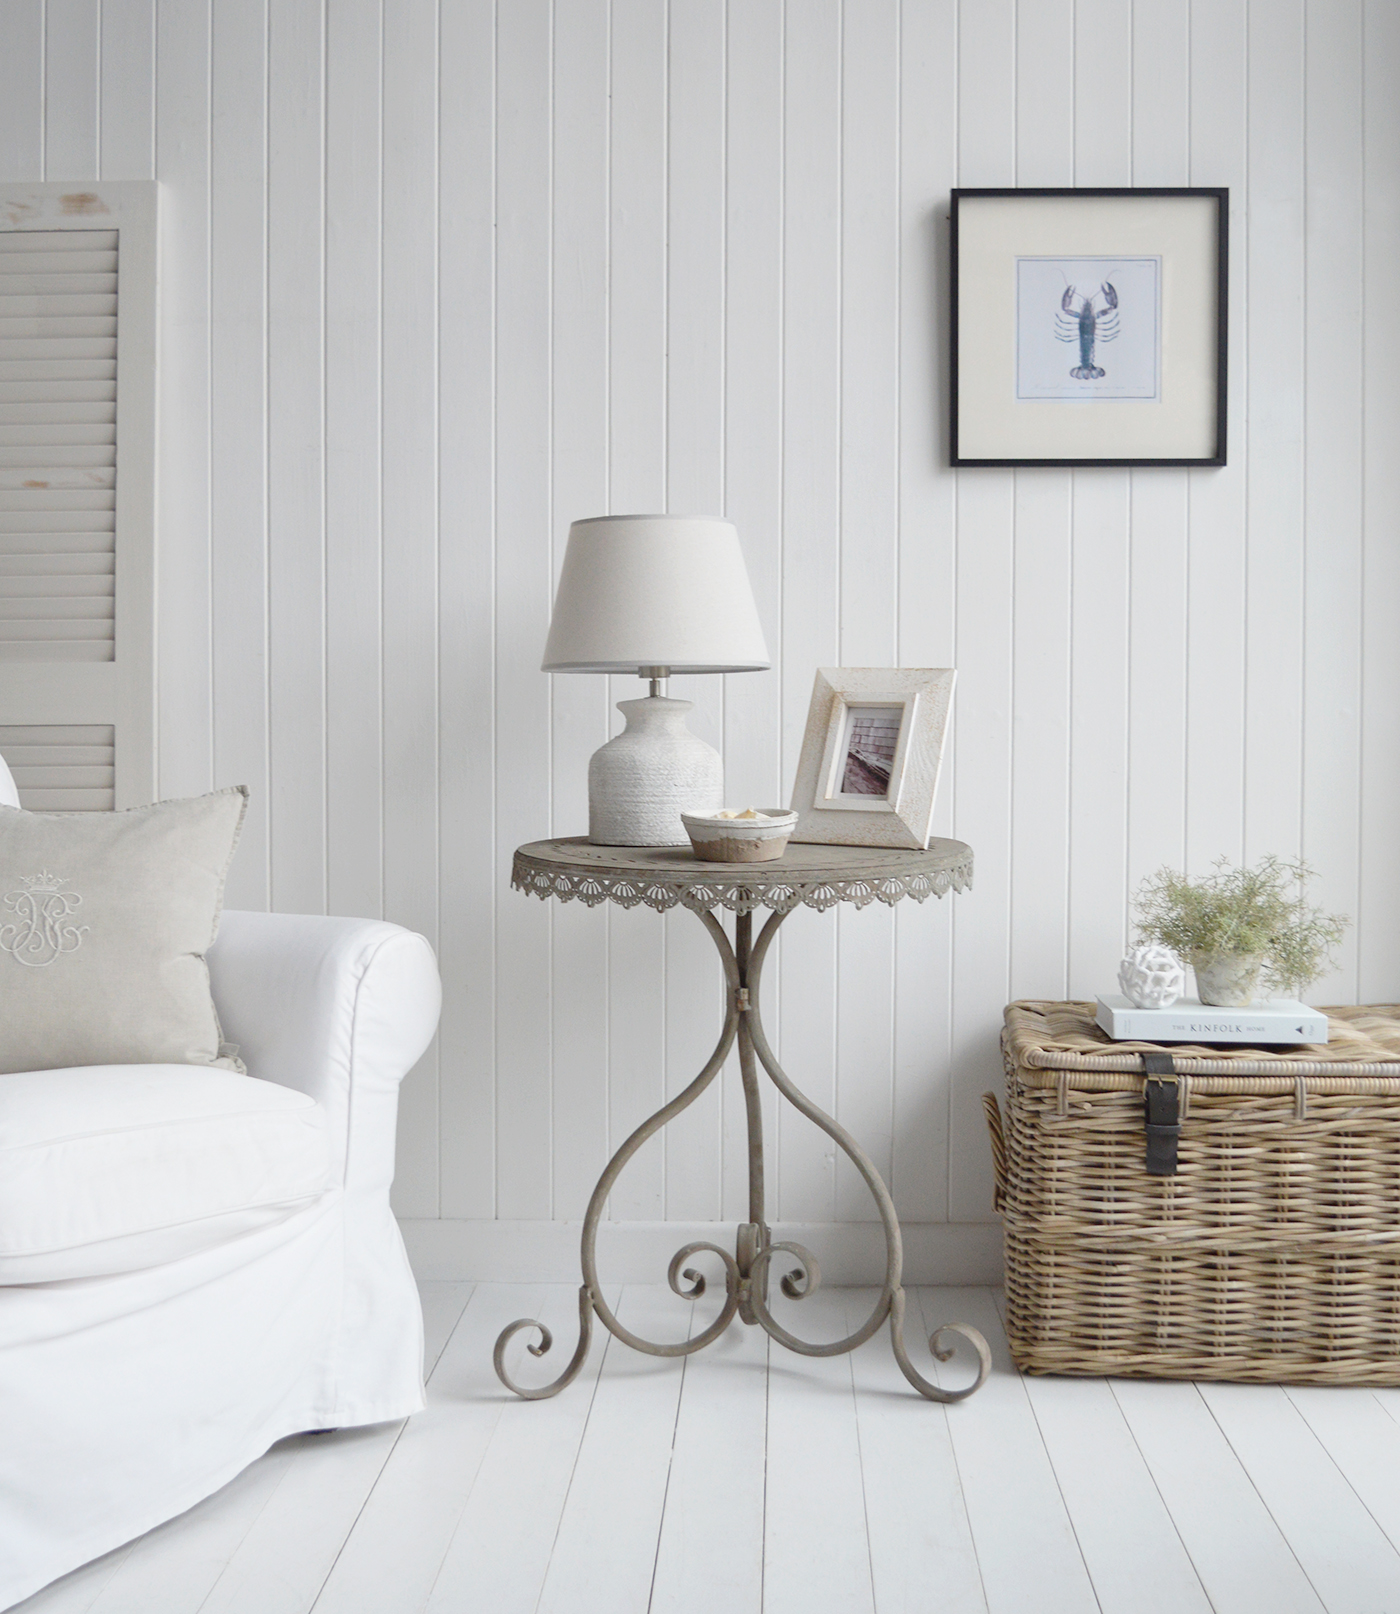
[542,514,771,845]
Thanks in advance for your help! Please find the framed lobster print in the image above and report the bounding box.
[950,188,1228,467]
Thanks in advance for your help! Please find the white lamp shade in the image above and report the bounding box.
[541,514,771,674]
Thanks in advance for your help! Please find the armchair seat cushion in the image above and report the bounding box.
[0,1065,331,1284]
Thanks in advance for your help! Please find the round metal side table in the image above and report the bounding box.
[493,837,991,1404]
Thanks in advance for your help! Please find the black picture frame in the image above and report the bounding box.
[950,187,1228,468]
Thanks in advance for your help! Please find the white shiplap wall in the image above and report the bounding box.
[4,0,1397,1277]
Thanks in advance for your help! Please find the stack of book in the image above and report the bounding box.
[1095,996,1329,1045]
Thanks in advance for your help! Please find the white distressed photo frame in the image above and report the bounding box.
[789,668,955,849]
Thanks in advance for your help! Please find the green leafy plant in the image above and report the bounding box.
[1132,856,1349,997]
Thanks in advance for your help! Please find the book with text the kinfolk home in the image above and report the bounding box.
[1095,996,1329,1045]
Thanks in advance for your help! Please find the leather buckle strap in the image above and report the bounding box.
[1143,1052,1180,1177]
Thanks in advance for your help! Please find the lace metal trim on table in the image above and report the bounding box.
[511,856,973,915]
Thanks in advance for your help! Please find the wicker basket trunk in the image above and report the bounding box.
[990,1001,1400,1384]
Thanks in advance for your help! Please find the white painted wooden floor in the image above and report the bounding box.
[18,1280,1400,1614]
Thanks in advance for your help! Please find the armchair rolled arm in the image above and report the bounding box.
[207,911,441,1191]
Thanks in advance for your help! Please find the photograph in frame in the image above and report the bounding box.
[789,669,955,850]
[837,705,904,797]
[951,187,1227,467]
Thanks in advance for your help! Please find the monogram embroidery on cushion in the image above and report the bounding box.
[0,871,90,967]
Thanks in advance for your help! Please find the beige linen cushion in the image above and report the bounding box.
[0,786,248,1075]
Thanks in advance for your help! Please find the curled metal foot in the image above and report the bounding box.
[769,1240,821,1300]
[668,1240,740,1302]
[493,1285,596,1400]
[747,1244,896,1358]
[888,1288,991,1403]
[587,1242,741,1359]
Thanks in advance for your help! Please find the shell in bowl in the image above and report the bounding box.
[681,807,797,864]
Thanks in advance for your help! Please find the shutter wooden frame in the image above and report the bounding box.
[0,182,157,809]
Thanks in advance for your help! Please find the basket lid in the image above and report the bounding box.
[1005,1001,1400,1082]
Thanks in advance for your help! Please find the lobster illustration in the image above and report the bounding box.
[1055,281,1119,380]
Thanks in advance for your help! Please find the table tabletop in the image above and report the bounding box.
[512,835,973,916]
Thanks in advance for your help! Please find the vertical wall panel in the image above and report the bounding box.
[324,0,383,924]
[208,0,269,912]
[776,0,841,1224]
[153,0,213,802]
[548,0,612,1222]
[1074,0,1132,183]
[266,0,326,918]
[1302,0,1365,999]
[1065,1,1133,1000]
[1244,1,1305,868]
[0,3,44,182]
[720,0,784,1224]
[11,0,1396,1269]
[892,0,958,1223]
[663,0,727,1223]
[493,0,555,1221]
[1066,471,1131,998]
[1132,0,1191,186]
[99,0,155,179]
[1184,0,1248,875]
[604,0,670,1221]
[380,0,441,1217]
[1007,1,1076,1010]
[1359,0,1400,1002]
[832,0,900,1222]
[1008,469,1072,1002]
[1126,0,1191,906]
[45,0,100,180]
[949,0,1017,1223]
[438,0,499,1220]
[1015,0,1073,187]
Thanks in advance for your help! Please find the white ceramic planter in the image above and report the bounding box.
[1192,951,1265,1008]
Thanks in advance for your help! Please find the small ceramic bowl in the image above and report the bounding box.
[682,808,798,864]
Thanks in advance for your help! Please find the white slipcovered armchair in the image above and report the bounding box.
[0,757,441,1610]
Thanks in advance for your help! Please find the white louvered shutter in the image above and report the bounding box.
[0,184,156,809]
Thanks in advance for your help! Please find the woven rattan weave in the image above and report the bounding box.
[990,1000,1400,1384]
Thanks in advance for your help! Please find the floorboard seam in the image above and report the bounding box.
[423,1282,478,1376]
[366,1282,506,1614]
[1103,1378,1218,1613]
[642,1321,692,1614]
[1282,1385,1400,1561]
[1010,1349,1106,1613]
[303,1281,479,1612]
[1368,1386,1400,1434]
[410,1286,529,1612]
[845,1292,882,1614]
[911,1287,991,1614]
[302,1421,412,1614]
[526,1285,619,1614]
[190,1445,304,1614]
[1194,1385,1329,1612]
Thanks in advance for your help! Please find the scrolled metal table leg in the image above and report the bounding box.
[493,1285,596,1401]
[495,898,989,1404]
[493,909,744,1397]
[888,1288,993,1404]
[740,909,991,1404]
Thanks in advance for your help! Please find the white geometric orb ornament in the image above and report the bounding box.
[1118,943,1187,1009]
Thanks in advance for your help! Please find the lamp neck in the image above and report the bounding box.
[638,664,671,699]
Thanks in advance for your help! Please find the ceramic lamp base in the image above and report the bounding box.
[588,695,722,846]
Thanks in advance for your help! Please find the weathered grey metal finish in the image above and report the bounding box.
[494,839,991,1404]
[511,835,974,914]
